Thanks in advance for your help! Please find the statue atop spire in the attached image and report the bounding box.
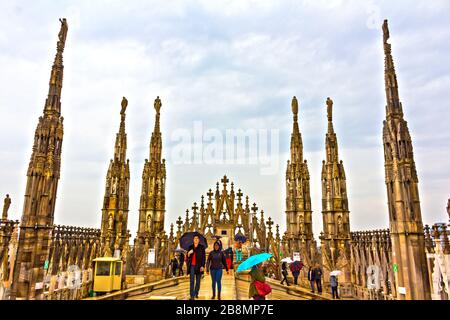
[291,96,298,117]
[120,96,128,116]
[45,18,68,117]
[58,18,68,49]
[154,96,162,114]
[326,97,333,122]
[382,19,390,46]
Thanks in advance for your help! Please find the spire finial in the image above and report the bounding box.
[326,97,333,123]
[291,96,298,116]
[120,97,128,116]
[44,18,68,117]
[154,96,162,113]
[382,19,390,45]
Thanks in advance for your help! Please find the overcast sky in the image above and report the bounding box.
[0,0,449,240]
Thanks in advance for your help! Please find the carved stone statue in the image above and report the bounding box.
[382,19,390,45]
[298,214,305,234]
[291,96,298,115]
[108,213,114,230]
[154,96,162,113]
[326,97,333,122]
[120,97,128,116]
[337,215,344,236]
[447,199,450,220]
[58,18,68,46]
[111,178,118,194]
[146,214,152,233]
[2,194,11,220]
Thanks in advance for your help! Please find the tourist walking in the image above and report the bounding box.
[178,252,185,276]
[170,255,178,277]
[307,266,315,293]
[249,263,271,300]
[280,262,290,286]
[290,260,303,285]
[330,275,339,299]
[206,240,229,300]
[224,248,233,271]
[314,263,323,294]
[187,235,206,300]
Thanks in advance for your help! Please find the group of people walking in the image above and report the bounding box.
[185,235,230,300]
[169,252,185,277]
[178,232,340,300]
[279,262,340,299]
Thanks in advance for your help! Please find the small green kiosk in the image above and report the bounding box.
[93,257,122,293]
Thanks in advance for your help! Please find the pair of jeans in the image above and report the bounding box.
[331,286,339,299]
[310,280,315,292]
[189,267,201,298]
[315,279,322,293]
[210,268,223,296]
[293,274,299,285]
[281,273,289,285]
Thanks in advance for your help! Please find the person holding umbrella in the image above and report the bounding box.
[330,270,342,299]
[289,260,303,285]
[206,240,229,300]
[236,252,273,300]
[180,232,207,300]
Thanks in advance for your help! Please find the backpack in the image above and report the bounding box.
[254,280,272,297]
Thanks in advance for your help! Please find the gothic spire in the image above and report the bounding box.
[383,19,403,120]
[44,18,68,117]
[290,96,303,163]
[325,97,339,163]
[150,96,162,162]
[114,97,128,163]
[326,97,334,134]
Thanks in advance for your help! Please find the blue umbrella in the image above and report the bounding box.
[236,252,273,272]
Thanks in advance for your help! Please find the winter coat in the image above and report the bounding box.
[313,267,323,280]
[207,250,228,272]
[330,275,338,287]
[187,244,206,274]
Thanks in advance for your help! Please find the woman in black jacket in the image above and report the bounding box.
[280,262,290,286]
[206,241,229,300]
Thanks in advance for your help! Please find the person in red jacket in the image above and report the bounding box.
[187,235,206,300]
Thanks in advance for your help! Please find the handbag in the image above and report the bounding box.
[254,280,272,297]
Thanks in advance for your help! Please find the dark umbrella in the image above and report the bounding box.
[234,234,247,242]
[179,231,207,251]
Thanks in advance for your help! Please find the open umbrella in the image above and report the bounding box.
[330,270,342,276]
[179,231,207,251]
[236,252,273,272]
[234,234,247,243]
[281,257,293,263]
